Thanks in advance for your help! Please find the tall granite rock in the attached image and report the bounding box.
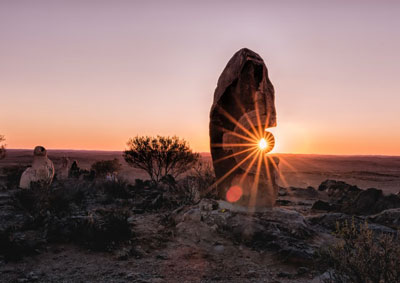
[209,48,279,207]
[19,146,55,189]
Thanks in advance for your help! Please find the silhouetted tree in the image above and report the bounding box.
[91,158,121,177]
[0,135,6,160]
[124,136,199,184]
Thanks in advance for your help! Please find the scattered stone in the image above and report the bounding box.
[346,189,400,215]
[173,199,319,264]
[289,186,319,199]
[213,244,225,253]
[278,187,287,197]
[318,179,360,199]
[19,146,55,189]
[318,180,400,215]
[367,208,400,229]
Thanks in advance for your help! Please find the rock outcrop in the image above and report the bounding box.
[314,179,400,215]
[173,199,321,264]
[209,48,278,207]
[318,179,361,200]
[19,146,55,189]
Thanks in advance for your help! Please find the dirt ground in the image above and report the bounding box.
[0,212,315,283]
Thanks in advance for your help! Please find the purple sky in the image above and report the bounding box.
[1,0,399,154]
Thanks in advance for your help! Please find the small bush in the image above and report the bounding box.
[91,159,121,178]
[13,186,49,216]
[318,219,400,283]
[100,179,133,199]
[69,161,89,178]
[190,160,216,198]
[124,135,199,184]
[2,165,29,189]
[69,208,132,251]
[13,180,91,218]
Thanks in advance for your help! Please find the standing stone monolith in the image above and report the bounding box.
[209,48,279,207]
[19,146,55,189]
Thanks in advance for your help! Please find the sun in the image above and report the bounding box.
[258,138,268,150]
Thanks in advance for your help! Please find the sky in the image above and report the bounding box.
[1,0,399,155]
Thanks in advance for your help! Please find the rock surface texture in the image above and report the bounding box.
[19,146,55,189]
[210,48,278,207]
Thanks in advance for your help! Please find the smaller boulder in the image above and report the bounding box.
[343,188,400,215]
[367,208,400,229]
[318,179,361,200]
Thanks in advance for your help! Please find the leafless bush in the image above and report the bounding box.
[72,208,132,251]
[319,219,400,283]
[191,160,216,198]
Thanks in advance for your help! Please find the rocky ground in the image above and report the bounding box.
[0,176,399,282]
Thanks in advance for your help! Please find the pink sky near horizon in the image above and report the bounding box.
[1,1,400,155]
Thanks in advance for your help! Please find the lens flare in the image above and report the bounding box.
[258,138,268,150]
[226,185,243,203]
[206,98,290,204]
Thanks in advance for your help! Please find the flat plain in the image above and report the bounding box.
[2,149,399,194]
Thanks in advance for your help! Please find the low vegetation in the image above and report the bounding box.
[0,158,216,260]
[318,219,400,283]
[123,135,199,184]
[90,158,121,177]
[1,165,28,189]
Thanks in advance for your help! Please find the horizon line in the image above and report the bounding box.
[5,148,400,158]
